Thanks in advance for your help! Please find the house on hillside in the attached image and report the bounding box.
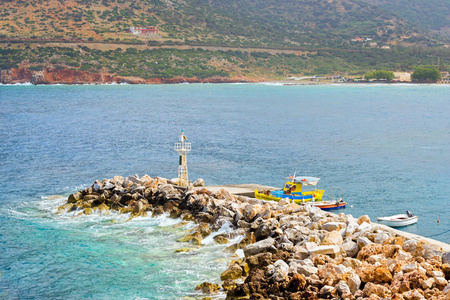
[439,72,450,84]
[129,26,158,35]
[393,72,411,82]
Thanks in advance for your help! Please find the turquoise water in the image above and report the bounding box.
[0,83,449,298]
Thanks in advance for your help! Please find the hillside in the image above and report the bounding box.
[0,0,443,47]
[359,0,450,39]
[0,0,449,82]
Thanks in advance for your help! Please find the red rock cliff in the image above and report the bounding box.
[1,68,262,85]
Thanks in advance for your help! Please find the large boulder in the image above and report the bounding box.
[220,263,243,280]
[321,231,344,246]
[347,273,361,294]
[243,237,276,257]
[193,178,205,187]
[267,259,289,282]
[342,240,359,258]
[357,215,370,225]
[442,251,450,265]
[194,282,221,294]
[362,282,392,298]
[322,222,346,232]
[309,245,340,256]
[68,191,83,203]
[243,204,260,222]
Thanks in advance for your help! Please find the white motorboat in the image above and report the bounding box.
[377,211,418,227]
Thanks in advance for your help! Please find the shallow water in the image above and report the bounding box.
[0,83,449,298]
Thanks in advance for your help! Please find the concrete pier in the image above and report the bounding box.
[199,184,450,251]
[196,183,277,198]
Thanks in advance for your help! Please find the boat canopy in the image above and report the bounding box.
[288,176,320,186]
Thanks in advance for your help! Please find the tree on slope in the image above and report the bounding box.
[411,66,442,82]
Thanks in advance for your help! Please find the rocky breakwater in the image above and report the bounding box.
[57,175,450,299]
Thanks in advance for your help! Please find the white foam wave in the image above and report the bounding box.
[0,82,33,86]
[256,82,285,86]
[201,221,234,245]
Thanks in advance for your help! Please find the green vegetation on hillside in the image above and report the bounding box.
[360,0,450,38]
[1,44,448,79]
[411,66,442,82]
[364,70,394,81]
[0,0,445,48]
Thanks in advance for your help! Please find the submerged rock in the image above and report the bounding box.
[194,282,221,294]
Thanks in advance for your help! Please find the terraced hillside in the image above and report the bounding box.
[0,0,440,47]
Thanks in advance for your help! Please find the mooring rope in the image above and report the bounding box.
[424,228,450,238]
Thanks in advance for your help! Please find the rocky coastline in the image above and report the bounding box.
[57,174,450,299]
[0,68,261,85]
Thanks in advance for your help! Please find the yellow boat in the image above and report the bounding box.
[255,176,325,204]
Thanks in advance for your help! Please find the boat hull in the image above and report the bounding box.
[311,201,347,210]
[254,189,324,204]
[377,215,418,227]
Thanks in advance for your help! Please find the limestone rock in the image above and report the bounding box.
[321,231,344,246]
[68,191,83,203]
[402,264,417,273]
[343,240,359,258]
[357,215,371,225]
[435,276,447,287]
[308,245,340,256]
[243,237,276,257]
[290,259,318,276]
[319,285,338,298]
[348,272,361,294]
[194,282,221,294]
[243,204,259,222]
[322,222,346,231]
[289,247,307,261]
[421,277,435,289]
[443,283,450,295]
[336,281,351,297]
[442,251,450,265]
[357,236,372,249]
[344,222,359,237]
[363,282,392,298]
[423,243,444,260]
[193,178,205,187]
[401,289,425,300]
[396,249,413,261]
[374,232,390,244]
[403,239,417,253]
[220,263,243,280]
[373,266,393,283]
[269,259,289,282]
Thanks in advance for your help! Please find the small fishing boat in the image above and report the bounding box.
[377,211,418,227]
[255,174,346,210]
[310,200,347,210]
[255,176,325,204]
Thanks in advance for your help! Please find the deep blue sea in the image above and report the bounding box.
[0,83,449,299]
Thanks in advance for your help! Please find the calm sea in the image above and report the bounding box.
[0,83,449,299]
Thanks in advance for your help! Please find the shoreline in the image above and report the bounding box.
[57,175,450,299]
[1,81,448,87]
[2,68,448,86]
